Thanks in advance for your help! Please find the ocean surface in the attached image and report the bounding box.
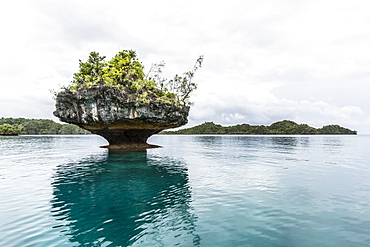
[1,134,370,247]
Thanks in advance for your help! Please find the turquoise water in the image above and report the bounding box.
[1,135,370,246]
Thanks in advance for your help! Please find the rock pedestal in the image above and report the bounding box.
[53,86,189,149]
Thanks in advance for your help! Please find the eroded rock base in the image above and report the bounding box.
[90,128,159,145]
[87,127,161,150]
[100,143,161,150]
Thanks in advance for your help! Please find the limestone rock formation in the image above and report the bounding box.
[53,85,189,149]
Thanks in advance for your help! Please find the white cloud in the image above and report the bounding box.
[1,0,370,133]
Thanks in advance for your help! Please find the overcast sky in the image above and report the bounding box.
[1,0,370,133]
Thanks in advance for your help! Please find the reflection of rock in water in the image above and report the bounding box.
[51,151,200,246]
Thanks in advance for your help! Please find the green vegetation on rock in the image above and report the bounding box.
[0,118,90,135]
[163,120,357,135]
[67,50,203,106]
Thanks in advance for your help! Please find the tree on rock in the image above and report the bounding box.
[104,50,145,87]
[72,52,106,86]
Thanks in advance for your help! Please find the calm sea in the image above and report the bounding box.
[1,134,370,246]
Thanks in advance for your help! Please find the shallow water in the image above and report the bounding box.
[1,134,370,246]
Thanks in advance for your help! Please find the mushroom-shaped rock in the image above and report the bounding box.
[53,85,189,149]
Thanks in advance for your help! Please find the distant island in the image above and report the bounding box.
[0,117,90,135]
[0,118,357,136]
[162,120,357,135]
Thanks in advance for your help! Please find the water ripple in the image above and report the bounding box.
[2,135,370,246]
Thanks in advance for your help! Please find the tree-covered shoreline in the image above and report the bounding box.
[1,118,357,136]
[162,120,357,135]
[0,118,90,135]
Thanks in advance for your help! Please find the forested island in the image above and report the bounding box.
[163,120,357,135]
[0,118,357,136]
[0,117,89,135]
